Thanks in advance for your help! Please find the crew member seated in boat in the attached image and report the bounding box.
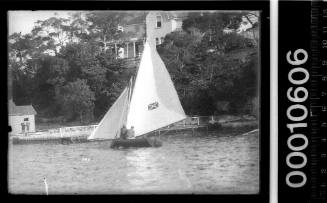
[120,125,128,139]
[127,126,135,138]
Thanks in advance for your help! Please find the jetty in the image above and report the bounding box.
[9,125,97,145]
[11,134,89,145]
[9,125,211,145]
[156,124,213,136]
[9,115,258,145]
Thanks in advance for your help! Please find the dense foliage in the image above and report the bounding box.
[158,12,259,116]
[8,11,259,124]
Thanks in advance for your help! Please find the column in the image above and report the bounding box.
[133,41,136,58]
[114,43,117,58]
[126,43,129,58]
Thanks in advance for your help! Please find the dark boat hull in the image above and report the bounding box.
[110,137,162,148]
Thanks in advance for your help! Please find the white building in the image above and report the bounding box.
[145,11,186,47]
[8,99,37,134]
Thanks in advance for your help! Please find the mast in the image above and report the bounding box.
[126,76,134,118]
[123,11,146,127]
[144,11,147,43]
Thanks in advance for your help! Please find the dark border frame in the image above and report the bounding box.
[1,1,270,202]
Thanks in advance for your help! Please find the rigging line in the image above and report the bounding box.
[157,127,174,141]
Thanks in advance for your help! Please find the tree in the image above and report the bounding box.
[8,32,39,104]
[8,11,134,123]
[86,11,124,51]
[158,11,259,116]
[68,11,91,42]
[56,79,95,123]
[30,56,70,116]
[58,41,129,119]
[31,17,73,54]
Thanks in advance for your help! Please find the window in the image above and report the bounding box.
[155,38,159,45]
[156,16,162,28]
[24,118,29,121]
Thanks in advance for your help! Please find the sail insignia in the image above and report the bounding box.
[148,102,159,110]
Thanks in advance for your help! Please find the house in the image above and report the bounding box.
[145,11,187,47]
[115,13,147,59]
[8,99,37,134]
[110,11,187,60]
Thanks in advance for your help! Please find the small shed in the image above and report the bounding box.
[8,99,37,134]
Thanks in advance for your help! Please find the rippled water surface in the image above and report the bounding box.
[8,130,259,194]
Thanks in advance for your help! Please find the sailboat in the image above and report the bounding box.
[87,41,186,148]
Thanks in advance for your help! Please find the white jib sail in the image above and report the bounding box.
[87,87,129,140]
[126,42,187,137]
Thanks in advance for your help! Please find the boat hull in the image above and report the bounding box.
[110,137,162,148]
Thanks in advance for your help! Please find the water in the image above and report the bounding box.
[8,129,259,194]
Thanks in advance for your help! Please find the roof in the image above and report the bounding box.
[165,11,188,20]
[125,13,148,25]
[124,11,187,26]
[8,99,37,116]
[152,11,187,22]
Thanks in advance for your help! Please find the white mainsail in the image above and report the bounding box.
[126,42,187,137]
[87,87,130,140]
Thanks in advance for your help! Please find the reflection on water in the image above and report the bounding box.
[126,149,164,191]
[8,130,259,194]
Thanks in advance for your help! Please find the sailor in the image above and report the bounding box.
[120,125,128,140]
[25,121,30,136]
[127,126,135,138]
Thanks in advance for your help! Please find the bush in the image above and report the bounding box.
[56,79,95,123]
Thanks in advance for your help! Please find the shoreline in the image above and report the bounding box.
[9,118,258,145]
[34,114,257,131]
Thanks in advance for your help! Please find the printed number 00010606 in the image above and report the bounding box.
[285,49,310,188]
